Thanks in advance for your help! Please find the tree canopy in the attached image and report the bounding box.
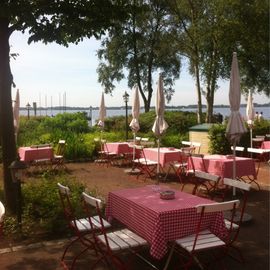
[97,0,182,112]
[97,0,269,119]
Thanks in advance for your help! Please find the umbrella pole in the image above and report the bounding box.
[133,132,136,161]
[233,142,236,196]
[157,138,160,184]
[250,128,253,148]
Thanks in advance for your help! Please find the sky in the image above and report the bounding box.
[9,31,269,109]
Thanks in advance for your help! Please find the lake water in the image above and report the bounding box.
[20,105,269,125]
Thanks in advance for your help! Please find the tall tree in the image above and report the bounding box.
[0,0,126,212]
[169,0,269,123]
[97,0,182,112]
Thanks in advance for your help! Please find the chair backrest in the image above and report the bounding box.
[192,200,240,250]
[56,140,66,156]
[57,183,78,232]
[181,141,192,147]
[189,153,207,173]
[82,192,110,250]
[196,200,240,214]
[191,142,201,154]
[231,146,245,156]
[194,171,220,183]
[247,147,264,154]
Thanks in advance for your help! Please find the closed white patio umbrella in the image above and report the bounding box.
[13,89,20,142]
[98,92,106,142]
[129,85,140,158]
[226,52,247,193]
[125,86,141,174]
[152,74,168,181]
[98,92,106,128]
[246,90,255,148]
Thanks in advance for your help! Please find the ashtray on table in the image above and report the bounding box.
[160,190,175,200]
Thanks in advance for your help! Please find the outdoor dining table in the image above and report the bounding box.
[105,142,132,155]
[143,147,181,167]
[261,141,270,150]
[18,146,54,163]
[106,185,227,260]
[189,154,257,179]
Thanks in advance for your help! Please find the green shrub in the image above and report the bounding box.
[208,119,270,155]
[21,177,86,235]
[208,124,231,154]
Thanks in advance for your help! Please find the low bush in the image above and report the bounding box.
[21,176,86,235]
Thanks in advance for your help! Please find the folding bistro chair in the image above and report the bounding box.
[164,200,240,270]
[0,201,5,237]
[98,140,117,167]
[57,183,110,269]
[192,171,221,198]
[82,192,149,270]
[165,147,195,183]
[181,153,207,193]
[132,145,159,180]
[53,140,67,170]
[246,147,264,190]
[220,178,251,264]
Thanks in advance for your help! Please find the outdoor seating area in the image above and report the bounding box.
[18,140,67,172]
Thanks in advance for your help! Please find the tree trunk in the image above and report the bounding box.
[0,19,17,213]
[194,61,203,124]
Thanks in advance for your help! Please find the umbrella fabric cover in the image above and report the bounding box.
[129,85,140,133]
[152,75,168,137]
[13,89,20,141]
[98,92,106,128]
[246,90,255,127]
[226,52,247,145]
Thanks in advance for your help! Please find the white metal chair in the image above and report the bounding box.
[82,192,148,270]
[132,145,159,179]
[221,178,251,264]
[164,200,240,270]
[166,147,195,183]
[57,183,110,269]
[193,171,221,198]
[0,201,5,237]
[97,140,117,166]
[53,140,67,170]
[246,147,265,189]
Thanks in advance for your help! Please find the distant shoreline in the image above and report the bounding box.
[19,103,269,110]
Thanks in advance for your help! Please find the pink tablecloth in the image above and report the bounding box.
[18,147,54,162]
[261,141,270,150]
[106,186,227,259]
[105,142,131,155]
[190,154,256,179]
[143,147,181,167]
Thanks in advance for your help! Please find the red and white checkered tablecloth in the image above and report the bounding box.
[18,146,54,163]
[189,154,256,179]
[106,185,227,260]
[143,147,181,167]
[105,142,131,155]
